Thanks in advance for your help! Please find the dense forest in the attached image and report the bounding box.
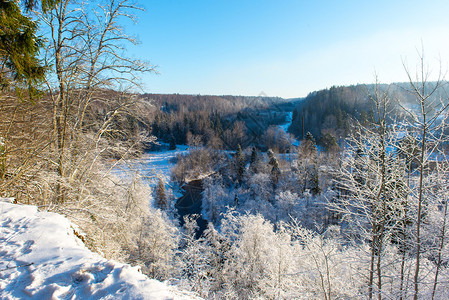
[145,93,299,150]
[287,83,439,143]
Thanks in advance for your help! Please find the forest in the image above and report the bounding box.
[2,0,449,299]
[145,93,298,150]
[288,83,429,142]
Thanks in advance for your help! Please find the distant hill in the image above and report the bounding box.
[141,93,288,114]
[288,82,446,141]
[142,93,301,149]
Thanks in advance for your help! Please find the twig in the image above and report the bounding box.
[0,262,34,271]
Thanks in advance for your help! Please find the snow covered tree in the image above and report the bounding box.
[202,175,233,225]
[267,149,281,187]
[400,54,449,299]
[246,173,273,211]
[154,177,167,210]
[249,146,259,174]
[297,134,320,195]
[220,213,279,299]
[235,144,245,184]
[40,0,155,203]
[275,190,299,220]
[333,83,410,299]
[178,215,212,297]
[135,209,179,280]
[303,131,317,156]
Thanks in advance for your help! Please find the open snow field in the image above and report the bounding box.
[111,145,189,194]
[0,200,197,299]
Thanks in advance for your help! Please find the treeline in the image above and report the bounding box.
[289,83,420,142]
[145,93,298,150]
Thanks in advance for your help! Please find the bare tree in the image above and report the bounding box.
[333,82,409,299]
[400,51,449,299]
[39,0,155,203]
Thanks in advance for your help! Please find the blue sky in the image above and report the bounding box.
[128,0,449,98]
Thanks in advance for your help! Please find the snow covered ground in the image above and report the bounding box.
[111,145,190,199]
[0,199,197,299]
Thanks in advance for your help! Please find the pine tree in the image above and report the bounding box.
[235,144,245,184]
[320,132,339,153]
[215,114,223,137]
[304,132,317,155]
[234,193,239,206]
[267,149,281,186]
[249,146,259,173]
[155,177,168,210]
[309,165,320,195]
[169,134,176,150]
[0,1,53,94]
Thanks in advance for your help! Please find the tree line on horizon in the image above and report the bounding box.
[288,83,439,144]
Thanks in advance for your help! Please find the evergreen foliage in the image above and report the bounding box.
[289,84,411,140]
[249,146,259,173]
[169,135,176,150]
[235,144,245,184]
[267,149,281,187]
[155,177,168,210]
[0,0,50,95]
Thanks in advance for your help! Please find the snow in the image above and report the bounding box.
[278,111,300,147]
[0,200,198,300]
[131,145,189,180]
[279,111,293,133]
[113,145,189,181]
[112,145,190,198]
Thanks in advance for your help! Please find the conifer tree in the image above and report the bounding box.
[298,132,320,195]
[249,146,259,173]
[234,193,239,206]
[267,149,281,186]
[169,134,176,150]
[155,177,168,210]
[304,131,317,156]
[235,144,245,184]
[215,114,223,137]
[0,0,57,94]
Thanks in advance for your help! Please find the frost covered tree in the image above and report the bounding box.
[154,177,167,210]
[333,83,411,299]
[275,190,298,220]
[267,149,281,187]
[294,131,321,196]
[178,215,213,297]
[220,213,283,299]
[399,54,449,299]
[235,144,245,184]
[202,175,233,224]
[134,208,179,280]
[249,146,259,173]
[331,67,449,299]
[39,0,155,203]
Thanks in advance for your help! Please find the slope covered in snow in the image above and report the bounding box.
[0,200,197,299]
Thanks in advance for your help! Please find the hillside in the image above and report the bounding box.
[288,82,445,140]
[143,93,300,149]
[0,199,197,300]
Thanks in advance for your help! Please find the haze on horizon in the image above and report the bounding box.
[130,0,449,98]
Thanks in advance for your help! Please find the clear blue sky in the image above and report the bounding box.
[128,0,449,98]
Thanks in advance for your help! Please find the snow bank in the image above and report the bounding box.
[0,201,197,299]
